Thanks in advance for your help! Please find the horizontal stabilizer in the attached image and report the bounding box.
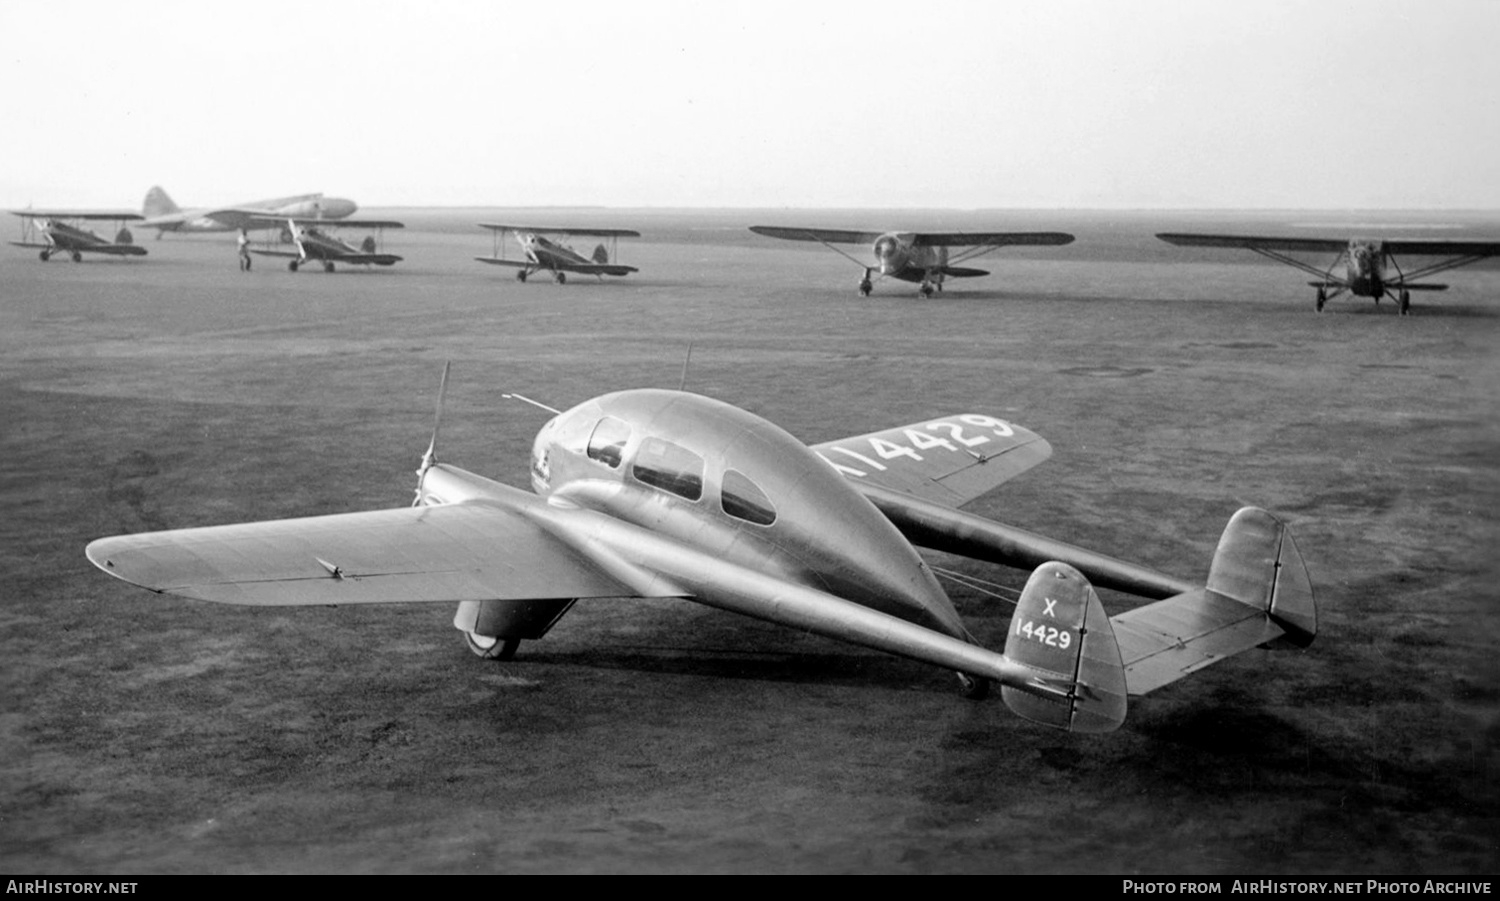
[1110,507,1316,695]
[1002,562,1127,733]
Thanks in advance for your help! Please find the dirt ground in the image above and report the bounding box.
[1,209,1496,873]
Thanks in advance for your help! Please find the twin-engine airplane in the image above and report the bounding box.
[476,224,640,283]
[139,186,359,237]
[249,217,404,272]
[9,210,148,261]
[1156,232,1500,315]
[749,226,1075,297]
[85,369,1316,733]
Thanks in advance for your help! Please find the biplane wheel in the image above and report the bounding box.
[956,672,990,700]
[39,249,50,262]
[464,632,520,661]
[289,260,300,272]
[919,283,935,298]
[515,270,528,283]
[1399,290,1411,316]
[1315,287,1326,312]
[70,251,82,263]
[323,261,335,273]
[857,280,872,297]
[555,271,566,285]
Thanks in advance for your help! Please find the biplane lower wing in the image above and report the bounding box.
[252,248,402,265]
[474,256,636,276]
[9,240,147,256]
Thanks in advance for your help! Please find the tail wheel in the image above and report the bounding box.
[464,632,520,661]
[956,672,990,699]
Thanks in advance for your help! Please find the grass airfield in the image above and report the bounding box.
[1,208,1496,874]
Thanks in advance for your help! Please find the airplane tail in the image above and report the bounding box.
[592,243,610,265]
[143,186,179,217]
[1108,507,1317,696]
[1001,562,1128,733]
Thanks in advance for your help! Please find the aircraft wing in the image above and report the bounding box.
[9,210,144,221]
[225,212,405,229]
[474,257,636,276]
[749,226,886,245]
[1156,233,1350,253]
[84,500,652,606]
[910,232,1075,247]
[479,223,640,237]
[812,414,1052,508]
[1380,239,1500,256]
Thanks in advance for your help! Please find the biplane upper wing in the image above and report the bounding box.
[225,213,405,229]
[811,413,1051,508]
[10,209,144,221]
[478,223,640,238]
[749,226,887,245]
[910,232,1075,248]
[83,485,669,606]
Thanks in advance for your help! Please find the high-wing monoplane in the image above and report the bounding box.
[86,369,1316,733]
[9,210,147,261]
[248,217,404,272]
[749,226,1075,297]
[139,185,358,237]
[1156,232,1500,315]
[476,224,639,283]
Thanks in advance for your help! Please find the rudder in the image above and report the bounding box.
[1002,561,1127,733]
[143,186,179,217]
[1206,507,1316,649]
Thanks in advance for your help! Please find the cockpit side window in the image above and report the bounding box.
[631,437,704,501]
[586,416,631,468]
[721,469,777,526]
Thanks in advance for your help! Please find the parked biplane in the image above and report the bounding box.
[86,368,1316,733]
[9,210,147,261]
[476,224,639,283]
[248,217,404,272]
[1156,232,1500,315]
[749,225,1075,297]
[139,185,358,237]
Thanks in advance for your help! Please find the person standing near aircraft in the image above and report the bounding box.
[237,229,252,271]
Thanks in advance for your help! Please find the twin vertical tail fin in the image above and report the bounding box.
[1002,562,1128,733]
[1000,507,1317,732]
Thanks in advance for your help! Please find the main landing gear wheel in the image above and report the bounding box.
[464,632,520,661]
[956,672,990,699]
[39,249,50,261]
[554,271,567,285]
[1399,290,1411,316]
[919,283,935,298]
[857,280,872,297]
[289,260,300,272]
[515,270,528,283]
[323,261,335,273]
[71,251,82,263]
[1315,287,1326,312]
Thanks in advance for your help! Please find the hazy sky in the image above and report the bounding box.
[3,0,1498,209]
